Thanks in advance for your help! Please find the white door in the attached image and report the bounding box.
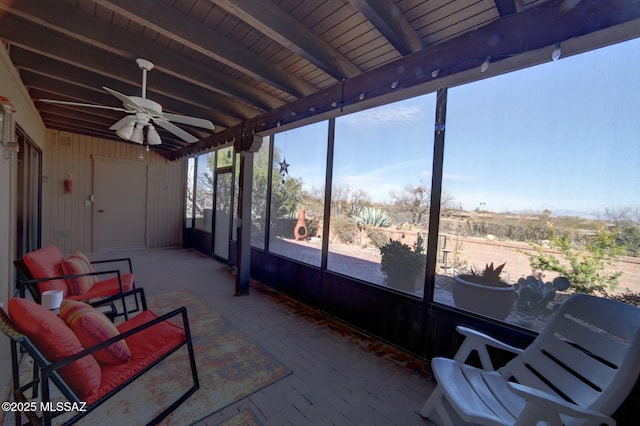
[93,158,147,251]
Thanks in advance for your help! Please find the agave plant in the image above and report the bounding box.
[353,206,392,228]
[468,262,508,287]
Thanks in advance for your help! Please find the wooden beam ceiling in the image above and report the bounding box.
[1,0,638,160]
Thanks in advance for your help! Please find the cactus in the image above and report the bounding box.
[514,275,570,313]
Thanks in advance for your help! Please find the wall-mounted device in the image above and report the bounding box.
[1,96,19,159]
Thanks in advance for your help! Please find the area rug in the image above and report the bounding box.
[17,291,292,425]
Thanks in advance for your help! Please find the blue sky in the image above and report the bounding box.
[275,37,640,217]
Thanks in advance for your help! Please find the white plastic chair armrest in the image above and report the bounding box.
[508,382,616,426]
[454,326,523,370]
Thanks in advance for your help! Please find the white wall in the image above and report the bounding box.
[43,130,186,253]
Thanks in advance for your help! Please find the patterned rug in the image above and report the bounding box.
[215,408,262,426]
[17,292,291,425]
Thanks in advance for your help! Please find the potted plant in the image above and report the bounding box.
[452,262,516,320]
[379,235,426,293]
[514,274,570,313]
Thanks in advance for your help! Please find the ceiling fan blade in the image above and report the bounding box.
[103,86,145,111]
[152,118,199,143]
[161,112,215,130]
[108,115,136,131]
[38,98,129,112]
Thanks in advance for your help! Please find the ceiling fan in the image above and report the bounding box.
[39,58,215,148]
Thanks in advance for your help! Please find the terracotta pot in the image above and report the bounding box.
[452,274,515,320]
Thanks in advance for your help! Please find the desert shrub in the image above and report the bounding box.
[331,215,358,244]
[528,226,625,295]
[366,227,389,248]
[467,220,551,242]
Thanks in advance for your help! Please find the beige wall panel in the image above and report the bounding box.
[43,129,185,254]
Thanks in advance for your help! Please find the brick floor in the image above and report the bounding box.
[97,248,436,426]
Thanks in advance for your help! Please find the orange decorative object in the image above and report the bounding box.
[293,209,308,241]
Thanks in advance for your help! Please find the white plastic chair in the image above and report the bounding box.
[421,294,640,425]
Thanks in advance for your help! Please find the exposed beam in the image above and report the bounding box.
[213,0,361,80]
[95,0,317,97]
[348,0,424,55]
[0,0,282,111]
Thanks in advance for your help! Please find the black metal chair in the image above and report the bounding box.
[1,288,199,426]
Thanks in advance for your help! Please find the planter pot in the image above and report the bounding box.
[384,263,425,294]
[452,274,516,320]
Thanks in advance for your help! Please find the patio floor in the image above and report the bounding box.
[91,248,435,425]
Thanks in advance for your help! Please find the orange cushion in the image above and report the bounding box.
[8,298,101,399]
[65,273,134,301]
[87,310,186,404]
[61,252,97,295]
[22,245,69,297]
[60,300,131,365]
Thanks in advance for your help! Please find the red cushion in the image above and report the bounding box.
[22,245,69,297]
[61,252,97,295]
[59,300,131,365]
[8,298,101,399]
[65,273,134,301]
[86,310,186,404]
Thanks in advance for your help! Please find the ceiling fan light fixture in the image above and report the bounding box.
[115,120,135,140]
[147,124,162,145]
[130,123,144,144]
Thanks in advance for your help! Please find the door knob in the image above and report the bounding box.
[98,209,104,213]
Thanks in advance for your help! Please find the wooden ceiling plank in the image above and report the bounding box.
[35,102,126,123]
[2,0,281,111]
[95,0,316,97]
[39,110,117,129]
[174,0,640,159]
[418,8,498,45]
[413,0,498,40]
[348,0,424,55]
[214,0,361,80]
[0,19,249,124]
[0,0,130,58]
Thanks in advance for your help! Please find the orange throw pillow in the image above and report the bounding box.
[8,298,101,399]
[61,252,97,295]
[22,245,69,296]
[60,300,131,364]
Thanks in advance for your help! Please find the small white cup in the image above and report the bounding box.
[41,290,64,310]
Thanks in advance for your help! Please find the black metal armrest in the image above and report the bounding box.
[17,270,125,305]
[19,269,124,286]
[89,257,133,274]
[89,287,147,312]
